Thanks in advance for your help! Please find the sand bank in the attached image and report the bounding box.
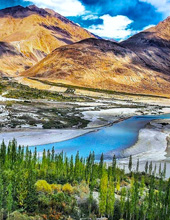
[116,119,170,177]
[0,129,93,147]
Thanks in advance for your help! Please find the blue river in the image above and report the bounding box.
[30,113,170,160]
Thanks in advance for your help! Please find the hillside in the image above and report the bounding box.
[121,16,170,75]
[0,5,95,76]
[21,38,170,97]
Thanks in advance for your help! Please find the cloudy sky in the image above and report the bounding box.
[0,0,170,40]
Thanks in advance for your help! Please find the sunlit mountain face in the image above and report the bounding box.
[0,5,95,76]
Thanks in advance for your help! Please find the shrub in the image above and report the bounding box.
[7,211,43,220]
[51,184,62,193]
[35,180,52,194]
[62,183,74,194]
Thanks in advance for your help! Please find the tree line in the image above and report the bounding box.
[0,139,169,220]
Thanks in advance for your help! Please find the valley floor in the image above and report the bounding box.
[0,77,170,176]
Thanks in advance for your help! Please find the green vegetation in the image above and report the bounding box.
[0,78,87,102]
[5,83,82,102]
[0,140,169,219]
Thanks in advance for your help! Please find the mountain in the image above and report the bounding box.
[21,38,170,97]
[1,5,170,97]
[0,5,95,76]
[121,16,170,75]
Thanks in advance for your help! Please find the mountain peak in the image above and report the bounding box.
[0,4,49,18]
[27,4,38,10]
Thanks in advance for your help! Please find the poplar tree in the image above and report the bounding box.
[136,159,139,173]
[112,155,116,178]
[128,155,132,173]
[163,162,167,179]
[159,163,162,177]
[154,164,157,176]
[106,180,115,218]
[120,187,126,219]
[6,183,13,217]
[145,161,149,174]
[99,153,104,177]
[99,171,108,216]
[149,161,153,175]
[0,173,3,210]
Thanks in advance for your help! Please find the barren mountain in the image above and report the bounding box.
[121,16,170,75]
[1,5,170,97]
[21,38,170,97]
[0,5,95,75]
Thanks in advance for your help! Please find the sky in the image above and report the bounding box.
[0,0,170,41]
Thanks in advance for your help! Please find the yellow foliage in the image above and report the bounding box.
[116,177,120,192]
[62,183,74,194]
[35,180,52,194]
[51,184,62,193]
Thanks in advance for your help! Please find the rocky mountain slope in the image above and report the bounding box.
[121,16,170,75]
[1,5,170,97]
[21,38,170,97]
[0,5,95,76]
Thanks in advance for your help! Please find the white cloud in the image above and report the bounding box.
[87,14,134,40]
[139,0,170,17]
[24,0,85,16]
[82,14,99,20]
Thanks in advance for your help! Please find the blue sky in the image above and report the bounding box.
[0,0,170,41]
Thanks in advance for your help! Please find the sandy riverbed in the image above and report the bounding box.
[0,129,93,147]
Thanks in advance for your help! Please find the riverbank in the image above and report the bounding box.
[0,104,151,146]
[0,129,94,147]
[117,118,170,177]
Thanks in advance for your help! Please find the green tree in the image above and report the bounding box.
[163,162,167,179]
[0,173,3,210]
[154,164,157,176]
[99,171,108,216]
[112,155,116,178]
[99,153,104,178]
[149,161,153,175]
[6,183,13,217]
[145,161,149,174]
[159,163,162,177]
[106,180,115,218]
[136,159,139,173]
[128,155,132,173]
[120,187,126,219]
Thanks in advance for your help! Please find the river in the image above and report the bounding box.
[30,114,170,160]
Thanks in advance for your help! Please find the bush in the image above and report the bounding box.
[7,211,43,220]
[62,183,74,194]
[35,180,52,194]
[51,184,62,193]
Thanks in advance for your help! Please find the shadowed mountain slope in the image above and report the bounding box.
[121,16,170,75]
